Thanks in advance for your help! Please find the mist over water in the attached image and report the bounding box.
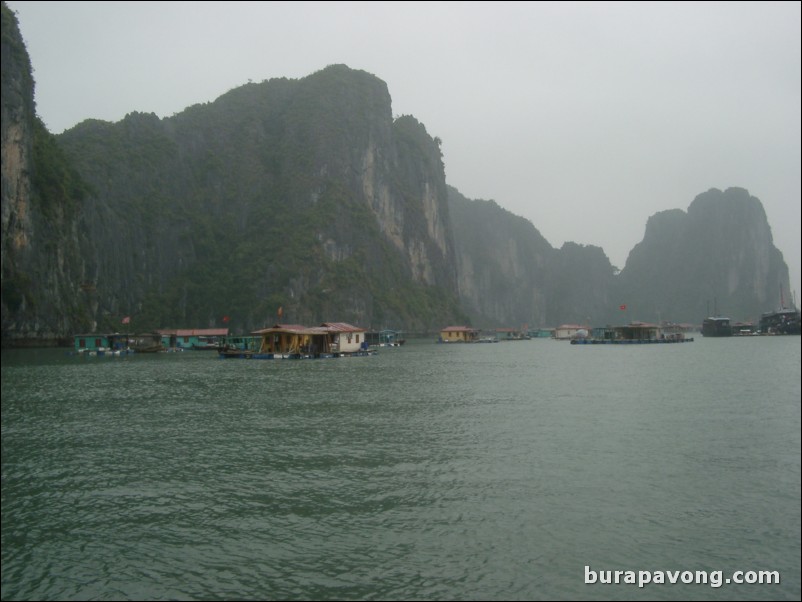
[2,337,800,600]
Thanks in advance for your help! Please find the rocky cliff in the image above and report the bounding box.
[0,3,792,342]
[39,64,463,334]
[448,187,552,327]
[451,185,790,327]
[1,3,92,343]
[618,187,790,323]
[448,187,620,328]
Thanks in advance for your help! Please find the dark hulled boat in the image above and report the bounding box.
[759,308,801,335]
[701,316,732,337]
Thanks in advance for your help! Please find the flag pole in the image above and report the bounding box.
[121,315,132,351]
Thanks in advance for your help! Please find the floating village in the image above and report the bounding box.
[73,323,384,358]
[72,302,800,358]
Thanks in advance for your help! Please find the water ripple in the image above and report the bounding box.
[2,340,800,600]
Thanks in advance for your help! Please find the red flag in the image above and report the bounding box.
[619,304,627,311]
[122,316,131,324]
[222,315,230,323]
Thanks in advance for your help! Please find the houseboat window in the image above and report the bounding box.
[79,339,86,349]
[356,334,360,343]
[95,338,102,348]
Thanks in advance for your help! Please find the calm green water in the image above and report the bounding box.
[2,337,800,601]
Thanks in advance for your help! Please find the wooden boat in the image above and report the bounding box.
[701,316,732,337]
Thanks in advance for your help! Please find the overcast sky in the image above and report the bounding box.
[8,1,801,305]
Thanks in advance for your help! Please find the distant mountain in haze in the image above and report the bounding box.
[0,3,792,343]
[617,187,789,323]
[447,187,619,327]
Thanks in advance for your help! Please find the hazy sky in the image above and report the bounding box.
[8,1,801,303]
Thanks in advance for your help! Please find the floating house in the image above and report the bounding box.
[528,328,554,338]
[588,326,617,342]
[438,326,479,343]
[224,335,261,351]
[367,329,405,347]
[158,328,229,350]
[496,328,530,341]
[252,324,318,356]
[130,332,164,353]
[218,334,261,358]
[552,324,590,340]
[73,333,129,355]
[571,322,694,344]
[322,322,368,353]
[74,332,165,354]
[223,322,371,359]
[614,322,662,341]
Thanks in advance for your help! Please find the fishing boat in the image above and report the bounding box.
[757,284,800,335]
[701,316,732,337]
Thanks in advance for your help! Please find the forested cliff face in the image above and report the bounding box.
[0,4,792,343]
[448,187,553,327]
[2,9,466,339]
[0,3,32,274]
[1,3,92,343]
[52,66,462,334]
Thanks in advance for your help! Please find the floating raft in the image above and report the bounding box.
[218,349,377,359]
[571,338,694,345]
